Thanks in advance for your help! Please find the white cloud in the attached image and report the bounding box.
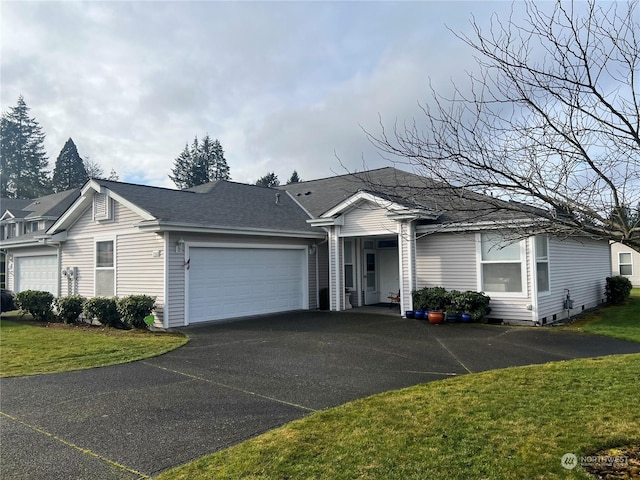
[1,1,513,188]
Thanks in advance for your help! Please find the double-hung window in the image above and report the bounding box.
[619,252,633,276]
[480,233,524,293]
[95,240,115,296]
[535,236,550,293]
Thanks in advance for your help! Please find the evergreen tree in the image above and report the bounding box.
[256,172,280,188]
[210,138,230,180]
[287,170,301,184]
[0,96,51,198]
[169,142,193,189]
[51,138,88,192]
[169,135,230,189]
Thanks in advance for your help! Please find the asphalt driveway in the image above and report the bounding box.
[2,310,640,479]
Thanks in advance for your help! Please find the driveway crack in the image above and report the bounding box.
[143,363,318,413]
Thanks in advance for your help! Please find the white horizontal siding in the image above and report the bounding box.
[415,232,533,323]
[60,238,95,298]
[416,233,478,290]
[68,201,142,238]
[116,232,165,324]
[341,200,397,236]
[537,237,609,323]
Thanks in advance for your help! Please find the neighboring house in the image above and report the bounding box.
[0,189,80,292]
[2,167,611,326]
[611,242,640,286]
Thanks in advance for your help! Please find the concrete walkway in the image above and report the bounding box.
[2,311,639,479]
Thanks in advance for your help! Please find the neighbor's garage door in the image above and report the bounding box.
[188,247,306,323]
[15,255,58,295]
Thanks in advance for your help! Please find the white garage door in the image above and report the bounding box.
[15,255,58,295]
[188,247,307,323]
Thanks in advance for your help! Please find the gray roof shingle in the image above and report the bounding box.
[95,179,319,234]
[281,167,530,225]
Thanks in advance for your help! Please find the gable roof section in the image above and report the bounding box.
[282,166,531,226]
[49,179,323,237]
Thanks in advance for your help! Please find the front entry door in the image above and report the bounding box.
[364,250,378,304]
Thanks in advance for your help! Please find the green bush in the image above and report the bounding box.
[56,295,86,324]
[83,297,120,327]
[14,290,55,322]
[116,295,156,328]
[412,286,449,311]
[605,276,633,305]
[455,290,492,321]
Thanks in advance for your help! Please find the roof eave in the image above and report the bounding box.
[135,221,326,239]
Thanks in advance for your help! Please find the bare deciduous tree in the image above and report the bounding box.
[367,0,640,252]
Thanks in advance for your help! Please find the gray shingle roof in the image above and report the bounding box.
[23,189,81,219]
[280,167,529,224]
[95,179,319,234]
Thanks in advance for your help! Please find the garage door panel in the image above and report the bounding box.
[188,247,306,323]
[15,255,58,295]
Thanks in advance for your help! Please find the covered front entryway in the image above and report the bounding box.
[14,255,58,295]
[346,237,400,307]
[187,245,308,324]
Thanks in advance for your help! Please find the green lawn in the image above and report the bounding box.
[566,288,640,343]
[0,315,188,377]
[157,292,640,480]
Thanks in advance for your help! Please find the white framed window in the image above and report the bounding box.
[535,236,550,293]
[619,252,633,276]
[479,233,525,294]
[344,239,354,289]
[95,240,115,296]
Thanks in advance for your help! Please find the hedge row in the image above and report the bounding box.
[14,290,156,329]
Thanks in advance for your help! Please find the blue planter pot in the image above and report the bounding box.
[414,310,425,319]
[461,313,472,323]
[405,310,415,319]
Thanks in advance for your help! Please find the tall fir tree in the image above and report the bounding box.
[209,138,230,181]
[51,138,88,192]
[169,134,230,189]
[0,96,51,198]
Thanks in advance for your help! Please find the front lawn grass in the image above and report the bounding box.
[566,288,640,343]
[157,353,640,480]
[0,315,187,377]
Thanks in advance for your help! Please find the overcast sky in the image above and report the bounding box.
[1,1,518,189]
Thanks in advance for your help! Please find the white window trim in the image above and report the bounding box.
[343,238,355,289]
[94,238,116,297]
[619,252,633,276]
[535,235,551,296]
[476,233,528,298]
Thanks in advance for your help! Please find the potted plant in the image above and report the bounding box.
[455,291,491,322]
[413,286,448,324]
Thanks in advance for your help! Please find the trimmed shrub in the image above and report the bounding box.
[14,290,55,322]
[1,289,16,312]
[116,295,156,328]
[56,295,86,324]
[83,297,120,327]
[412,286,449,311]
[605,276,633,305]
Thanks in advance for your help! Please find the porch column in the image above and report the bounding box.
[398,220,416,316]
[328,225,343,311]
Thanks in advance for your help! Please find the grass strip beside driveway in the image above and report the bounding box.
[157,353,640,480]
[566,288,640,343]
[0,318,187,377]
